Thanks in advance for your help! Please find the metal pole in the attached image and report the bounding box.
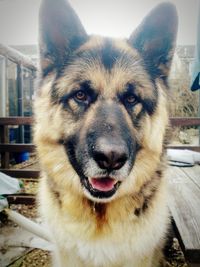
[0,56,6,117]
[17,64,24,143]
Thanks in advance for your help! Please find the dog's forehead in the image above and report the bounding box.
[77,36,140,74]
[56,36,154,99]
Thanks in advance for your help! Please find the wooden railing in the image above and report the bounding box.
[0,43,37,71]
[0,117,36,171]
[0,117,39,179]
[0,117,37,205]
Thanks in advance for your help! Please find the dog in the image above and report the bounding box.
[34,0,178,266]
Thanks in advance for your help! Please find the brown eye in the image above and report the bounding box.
[126,95,137,105]
[75,90,87,102]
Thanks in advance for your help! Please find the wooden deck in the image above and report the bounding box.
[167,164,200,267]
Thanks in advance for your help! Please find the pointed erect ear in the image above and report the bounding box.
[129,2,178,80]
[39,0,88,76]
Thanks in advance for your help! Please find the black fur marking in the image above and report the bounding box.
[76,38,123,71]
[53,190,62,207]
[156,170,162,177]
[142,199,149,212]
[134,200,149,216]
[142,97,157,115]
[142,57,169,81]
[100,39,121,70]
[64,135,83,177]
[47,178,62,206]
[140,84,158,115]
[134,171,162,217]
[134,208,141,217]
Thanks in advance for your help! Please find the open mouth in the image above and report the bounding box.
[89,177,118,191]
[82,176,121,199]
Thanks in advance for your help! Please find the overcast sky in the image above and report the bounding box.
[0,0,199,46]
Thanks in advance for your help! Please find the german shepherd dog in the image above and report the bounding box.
[34,0,178,266]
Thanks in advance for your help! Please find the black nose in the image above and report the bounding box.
[93,138,128,171]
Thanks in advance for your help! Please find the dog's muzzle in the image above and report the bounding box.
[65,102,137,200]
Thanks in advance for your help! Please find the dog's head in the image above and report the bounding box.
[35,0,178,202]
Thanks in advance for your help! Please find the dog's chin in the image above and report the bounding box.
[81,176,121,201]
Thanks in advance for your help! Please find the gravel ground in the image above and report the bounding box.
[165,238,188,267]
[6,239,188,267]
[8,249,51,267]
[5,239,188,267]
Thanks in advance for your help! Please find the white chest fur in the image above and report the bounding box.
[50,204,168,267]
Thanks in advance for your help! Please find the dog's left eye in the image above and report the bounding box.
[74,90,88,102]
[126,94,137,105]
[123,94,138,107]
[120,83,139,108]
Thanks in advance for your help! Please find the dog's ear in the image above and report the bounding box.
[39,0,88,76]
[129,2,178,80]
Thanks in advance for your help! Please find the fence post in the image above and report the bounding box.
[0,56,6,117]
[0,57,9,168]
[0,125,9,168]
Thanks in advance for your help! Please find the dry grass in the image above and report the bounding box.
[169,54,199,118]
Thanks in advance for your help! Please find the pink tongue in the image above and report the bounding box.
[90,178,116,192]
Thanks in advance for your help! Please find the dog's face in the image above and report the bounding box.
[35,0,177,203]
